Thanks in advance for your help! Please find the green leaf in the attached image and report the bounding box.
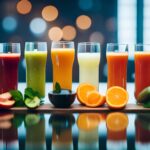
[24,87,42,99]
[143,101,150,108]
[10,90,23,101]
[54,82,61,93]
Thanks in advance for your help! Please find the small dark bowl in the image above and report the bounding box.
[48,90,76,108]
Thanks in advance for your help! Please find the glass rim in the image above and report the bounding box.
[78,42,100,45]
[136,43,150,46]
[0,43,20,46]
[51,41,74,44]
[25,42,47,44]
[107,43,128,46]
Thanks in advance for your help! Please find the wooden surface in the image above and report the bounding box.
[8,104,150,113]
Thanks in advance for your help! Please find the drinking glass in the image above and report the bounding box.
[134,44,150,99]
[25,42,47,97]
[77,42,100,90]
[0,43,20,93]
[106,43,128,89]
[51,41,75,90]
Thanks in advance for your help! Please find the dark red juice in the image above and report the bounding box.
[0,54,20,93]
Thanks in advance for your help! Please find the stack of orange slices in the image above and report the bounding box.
[77,83,129,109]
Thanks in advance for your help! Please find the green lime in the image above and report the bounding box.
[137,87,150,103]
[25,114,40,126]
[25,96,40,109]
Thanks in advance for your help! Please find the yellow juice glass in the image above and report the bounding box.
[51,41,75,90]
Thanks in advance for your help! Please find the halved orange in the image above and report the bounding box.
[77,83,97,105]
[77,113,101,131]
[106,86,129,109]
[106,112,128,132]
[85,91,106,107]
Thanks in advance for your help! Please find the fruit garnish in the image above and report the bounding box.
[77,83,97,105]
[106,86,128,110]
[137,86,150,103]
[54,82,61,93]
[0,92,12,99]
[0,99,15,109]
[106,112,128,131]
[25,96,40,109]
[85,91,106,107]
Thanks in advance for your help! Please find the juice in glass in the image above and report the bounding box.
[25,42,47,97]
[78,42,100,90]
[51,41,75,90]
[135,51,150,98]
[0,43,20,93]
[106,44,128,89]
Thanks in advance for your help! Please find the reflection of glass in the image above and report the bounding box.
[78,42,100,90]
[50,113,75,150]
[106,43,128,89]
[135,113,150,150]
[134,44,150,99]
[106,112,128,150]
[25,114,46,150]
[25,42,47,97]
[51,41,75,90]
[77,113,104,150]
[0,113,19,149]
[0,43,21,93]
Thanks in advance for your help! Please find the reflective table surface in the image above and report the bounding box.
[0,112,149,150]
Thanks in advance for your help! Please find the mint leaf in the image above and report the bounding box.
[10,90,23,101]
[25,88,42,99]
[54,82,61,93]
[143,101,150,108]
[9,90,25,107]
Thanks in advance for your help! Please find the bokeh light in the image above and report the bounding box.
[16,0,32,15]
[48,27,63,41]
[78,0,93,11]
[76,15,92,30]
[2,16,17,32]
[42,5,58,22]
[89,32,104,44]
[62,25,77,40]
[30,17,47,35]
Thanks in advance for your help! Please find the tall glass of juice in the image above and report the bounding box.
[106,43,128,89]
[77,42,100,90]
[135,44,150,99]
[25,42,47,97]
[0,43,20,93]
[51,41,75,90]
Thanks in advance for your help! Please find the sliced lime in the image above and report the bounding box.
[25,96,40,109]
[137,87,150,103]
[25,114,40,126]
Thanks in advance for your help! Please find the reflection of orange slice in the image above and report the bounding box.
[77,83,97,105]
[77,113,101,130]
[106,112,128,132]
[85,91,106,107]
[106,86,129,109]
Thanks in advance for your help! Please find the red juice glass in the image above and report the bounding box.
[0,43,20,93]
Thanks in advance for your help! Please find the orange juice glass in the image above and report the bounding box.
[106,43,128,89]
[135,44,150,99]
[51,41,75,90]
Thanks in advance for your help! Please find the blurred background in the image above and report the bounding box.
[0,0,147,82]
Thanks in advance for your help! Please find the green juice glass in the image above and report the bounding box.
[25,42,47,97]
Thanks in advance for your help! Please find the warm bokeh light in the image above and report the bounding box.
[62,25,77,40]
[89,32,104,44]
[42,5,58,22]
[76,15,92,30]
[16,0,32,15]
[48,27,63,41]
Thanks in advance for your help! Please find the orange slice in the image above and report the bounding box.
[77,113,101,130]
[106,86,128,109]
[106,112,128,132]
[85,91,106,107]
[77,83,97,105]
